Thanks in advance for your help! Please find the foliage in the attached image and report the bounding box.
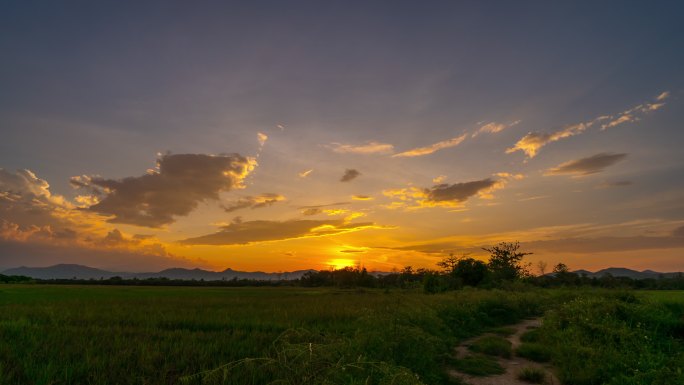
[483,241,533,281]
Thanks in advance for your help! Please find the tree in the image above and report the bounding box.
[483,241,532,281]
[536,260,548,276]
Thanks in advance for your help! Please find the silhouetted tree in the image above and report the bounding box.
[483,241,532,281]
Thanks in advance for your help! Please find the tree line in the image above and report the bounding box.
[3,241,683,290]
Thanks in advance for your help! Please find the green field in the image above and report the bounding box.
[0,286,682,385]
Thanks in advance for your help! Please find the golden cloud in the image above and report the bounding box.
[392,134,467,157]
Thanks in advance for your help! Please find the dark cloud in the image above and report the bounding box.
[222,193,286,213]
[546,153,627,176]
[179,219,379,245]
[76,153,256,227]
[302,208,322,216]
[340,169,361,182]
[426,179,498,203]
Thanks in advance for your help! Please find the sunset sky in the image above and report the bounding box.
[1,1,683,273]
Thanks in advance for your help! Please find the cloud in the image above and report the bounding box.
[298,169,313,178]
[432,175,446,183]
[340,169,361,182]
[327,141,394,154]
[393,134,467,157]
[472,120,521,137]
[383,176,510,210]
[656,91,670,101]
[426,179,499,203]
[179,219,382,245]
[257,132,268,147]
[506,123,588,158]
[222,193,286,213]
[74,153,257,227]
[352,195,373,200]
[545,153,627,176]
[507,92,668,158]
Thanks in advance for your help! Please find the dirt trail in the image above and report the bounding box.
[449,318,560,385]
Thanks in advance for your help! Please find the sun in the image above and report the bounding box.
[327,259,357,270]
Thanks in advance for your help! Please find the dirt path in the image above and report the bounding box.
[448,318,560,385]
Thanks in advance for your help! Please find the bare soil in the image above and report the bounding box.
[448,318,560,385]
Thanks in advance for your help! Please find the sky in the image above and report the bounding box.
[1,1,683,273]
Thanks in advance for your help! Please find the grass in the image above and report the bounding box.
[516,343,551,362]
[452,354,505,376]
[2,286,681,384]
[0,285,556,385]
[531,290,684,385]
[467,335,512,358]
[517,367,546,383]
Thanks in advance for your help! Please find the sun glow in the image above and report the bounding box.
[327,258,357,270]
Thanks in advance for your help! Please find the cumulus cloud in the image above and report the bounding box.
[393,134,467,157]
[507,92,668,158]
[327,141,394,154]
[340,169,361,182]
[222,193,286,213]
[545,153,627,176]
[74,153,257,227]
[179,219,382,245]
[472,120,521,137]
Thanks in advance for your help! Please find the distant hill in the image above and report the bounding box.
[571,267,682,279]
[1,264,315,281]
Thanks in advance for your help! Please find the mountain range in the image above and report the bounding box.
[1,264,316,281]
[570,268,681,279]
